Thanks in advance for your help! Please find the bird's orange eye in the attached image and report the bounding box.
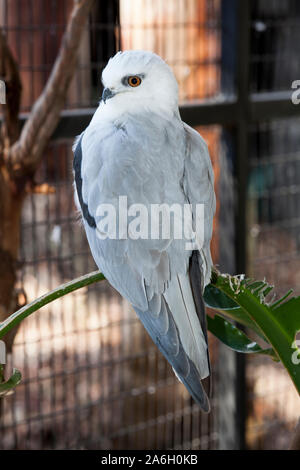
[128,76,141,87]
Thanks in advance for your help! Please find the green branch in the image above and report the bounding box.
[0,271,105,340]
[0,268,299,396]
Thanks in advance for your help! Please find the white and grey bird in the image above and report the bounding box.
[73,50,215,411]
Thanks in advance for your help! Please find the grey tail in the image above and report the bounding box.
[134,295,210,412]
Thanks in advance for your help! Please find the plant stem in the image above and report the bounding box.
[0,271,105,340]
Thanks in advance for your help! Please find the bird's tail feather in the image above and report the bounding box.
[134,292,210,412]
[163,272,209,380]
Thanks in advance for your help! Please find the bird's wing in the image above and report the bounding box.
[74,115,187,312]
[182,123,216,287]
[73,116,215,411]
[178,123,216,390]
[159,124,215,407]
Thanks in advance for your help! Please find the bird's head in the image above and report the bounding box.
[99,50,179,118]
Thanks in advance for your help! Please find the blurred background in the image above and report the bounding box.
[0,0,300,450]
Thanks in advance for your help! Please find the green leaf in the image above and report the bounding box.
[207,314,277,359]
[0,368,22,397]
[210,271,300,393]
[204,283,268,340]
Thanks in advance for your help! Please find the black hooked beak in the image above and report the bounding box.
[102,87,115,104]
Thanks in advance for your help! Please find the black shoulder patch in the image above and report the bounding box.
[73,134,96,228]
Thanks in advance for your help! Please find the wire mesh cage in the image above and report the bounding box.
[250,0,300,93]
[0,0,299,450]
[246,117,300,449]
[246,0,300,448]
[0,0,222,450]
